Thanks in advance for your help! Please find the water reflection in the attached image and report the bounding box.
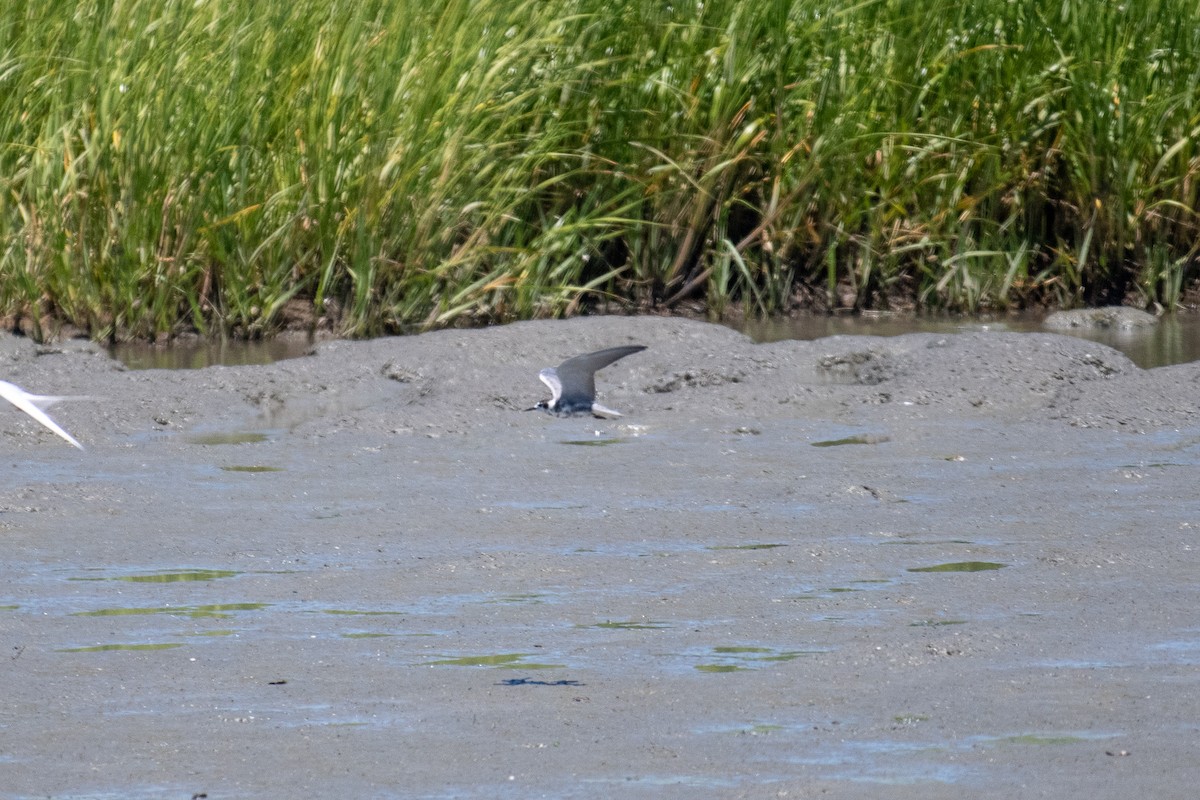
[742,311,1200,368]
[109,335,314,370]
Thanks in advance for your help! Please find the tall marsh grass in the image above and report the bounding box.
[2,0,1199,340]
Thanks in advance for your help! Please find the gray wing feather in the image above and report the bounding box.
[552,345,646,407]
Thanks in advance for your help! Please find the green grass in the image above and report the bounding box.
[2,0,1199,341]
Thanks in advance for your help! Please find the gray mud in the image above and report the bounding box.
[2,317,1199,798]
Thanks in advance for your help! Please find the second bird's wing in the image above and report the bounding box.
[0,380,85,450]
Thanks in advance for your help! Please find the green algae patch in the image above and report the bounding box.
[811,434,890,447]
[1002,734,1088,745]
[60,643,185,653]
[187,603,268,617]
[187,432,269,445]
[908,561,1008,573]
[487,594,548,604]
[121,570,240,583]
[74,603,267,619]
[707,543,787,551]
[69,569,241,583]
[74,607,178,617]
[425,653,564,669]
[694,646,820,673]
[321,609,406,616]
[561,438,624,446]
[342,632,395,639]
[894,714,930,725]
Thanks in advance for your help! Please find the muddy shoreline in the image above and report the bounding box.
[3,317,1199,798]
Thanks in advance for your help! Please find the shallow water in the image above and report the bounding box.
[743,310,1200,368]
[106,311,1200,371]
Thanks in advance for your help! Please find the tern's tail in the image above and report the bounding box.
[590,402,624,419]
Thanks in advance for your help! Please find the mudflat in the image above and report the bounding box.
[2,317,1198,799]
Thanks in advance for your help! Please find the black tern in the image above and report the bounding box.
[527,345,647,418]
[0,379,85,449]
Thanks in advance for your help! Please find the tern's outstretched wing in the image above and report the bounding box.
[538,368,563,407]
[552,345,646,408]
[0,380,85,450]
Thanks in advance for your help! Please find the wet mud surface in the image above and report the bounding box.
[3,317,1200,798]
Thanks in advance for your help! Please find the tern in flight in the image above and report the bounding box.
[527,345,646,418]
[0,380,85,449]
